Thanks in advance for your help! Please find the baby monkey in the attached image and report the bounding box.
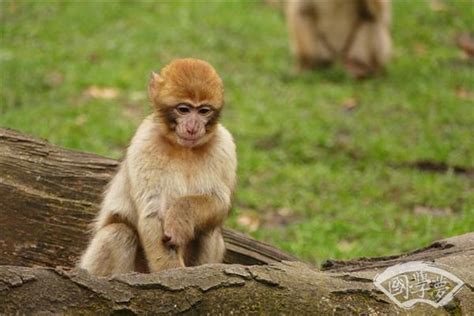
[79,59,236,276]
[286,0,392,78]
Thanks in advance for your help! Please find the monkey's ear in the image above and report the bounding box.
[148,71,163,102]
[150,71,162,82]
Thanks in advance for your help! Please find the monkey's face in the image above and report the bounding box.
[167,103,219,148]
[149,58,224,148]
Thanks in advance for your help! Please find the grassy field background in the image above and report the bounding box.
[1,0,473,264]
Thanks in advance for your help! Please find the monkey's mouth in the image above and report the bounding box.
[176,131,204,141]
[179,135,200,141]
[177,135,202,142]
[176,135,203,147]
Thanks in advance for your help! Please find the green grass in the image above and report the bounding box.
[1,0,473,264]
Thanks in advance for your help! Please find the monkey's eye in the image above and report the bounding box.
[176,104,191,114]
[198,107,212,115]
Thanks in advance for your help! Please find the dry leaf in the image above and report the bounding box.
[74,114,88,126]
[88,53,102,63]
[254,132,282,150]
[43,71,64,87]
[455,87,474,101]
[456,33,474,59]
[8,2,17,13]
[414,206,452,217]
[341,98,358,111]
[123,103,143,120]
[264,0,283,10]
[237,210,260,232]
[263,207,299,228]
[413,43,427,56]
[337,240,355,252]
[84,86,120,100]
[430,0,446,12]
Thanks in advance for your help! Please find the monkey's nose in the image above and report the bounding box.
[162,233,171,243]
[186,127,197,135]
[162,233,178,250]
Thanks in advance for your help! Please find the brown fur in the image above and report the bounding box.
[150,59,224,110]
[286,0,392,78]
[79,59,236,276]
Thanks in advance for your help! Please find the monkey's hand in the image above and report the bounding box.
[161,207,195,250]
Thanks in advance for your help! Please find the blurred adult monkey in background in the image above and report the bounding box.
[79,59,237,276]
[286,0,392,78]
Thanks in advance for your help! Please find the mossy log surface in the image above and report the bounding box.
[0,128,473,314]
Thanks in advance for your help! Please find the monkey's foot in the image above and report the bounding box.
[293,57,333,74]
[148,250,185,272]
[344,58,377,79]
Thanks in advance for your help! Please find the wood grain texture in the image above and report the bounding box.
[1,233,473,314]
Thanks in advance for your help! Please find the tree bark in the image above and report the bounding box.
[0,128,473,314]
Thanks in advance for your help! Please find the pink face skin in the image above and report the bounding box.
[173,103,215,148]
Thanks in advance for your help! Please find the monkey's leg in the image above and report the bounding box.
[344,22,391,78]
[79,223,137,276]
[184,229,225,267]
[138,213,185,272]
[286,0,334,72]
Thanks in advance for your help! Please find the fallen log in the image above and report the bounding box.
[0,128,472,314]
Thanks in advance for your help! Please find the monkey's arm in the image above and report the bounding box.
[93,164,137,230]
[79,164,141,275]
[162,194,230,248]
[137,209,185,272]
[176,194,229,231]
